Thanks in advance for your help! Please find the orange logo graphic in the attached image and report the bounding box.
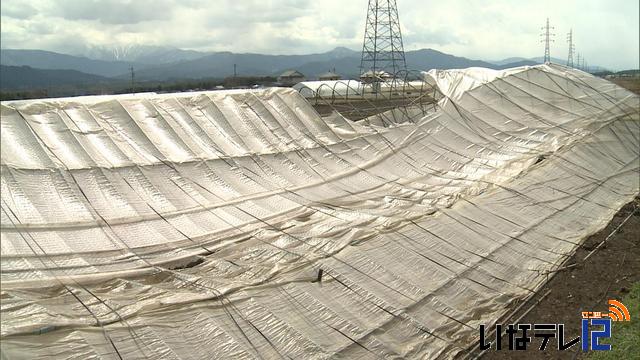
[603,300,631,322]
[581,299,631,321]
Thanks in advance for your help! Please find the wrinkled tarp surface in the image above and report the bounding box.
[1,64,638,359]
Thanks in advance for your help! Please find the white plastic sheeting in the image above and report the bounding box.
[1,64,638,359]
[423,67,524,100]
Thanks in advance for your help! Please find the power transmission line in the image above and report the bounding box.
[540,18,555,63]
[566,29,575,68]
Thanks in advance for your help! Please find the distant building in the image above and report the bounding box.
[318,71,341,81]
[278,70,306,86]
[359,70,391,83]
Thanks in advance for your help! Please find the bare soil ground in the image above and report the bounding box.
[611,78,640,95]
[471,197,640,359]
[312,97,436,121]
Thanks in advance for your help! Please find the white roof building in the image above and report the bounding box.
[318,71,342,81]
[278,70,306,85]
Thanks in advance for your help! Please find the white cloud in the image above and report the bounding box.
[1,0,638,70]
[1,1,36,19]
[48,0,175,24]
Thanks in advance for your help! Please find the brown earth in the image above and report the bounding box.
[611,78,640,95]
[313,97,437,121]
[466,197,640,359]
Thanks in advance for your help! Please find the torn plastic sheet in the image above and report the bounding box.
[0,64,638,359]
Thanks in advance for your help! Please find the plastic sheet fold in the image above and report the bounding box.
[1,64,638,359]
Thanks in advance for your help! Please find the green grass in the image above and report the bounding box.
[590,282,640,359]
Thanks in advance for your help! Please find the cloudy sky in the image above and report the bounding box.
[1,0,638,70]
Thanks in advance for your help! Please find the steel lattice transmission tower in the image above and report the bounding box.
[540,18,555,63]
[359,0,407,78]
[576,53,581,70]
[566,29,575,68]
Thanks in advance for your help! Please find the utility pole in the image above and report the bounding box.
[566,29,575,68]
[540,18,555,63]
[130,66,135,94]
[576,53,581,70]
[233,63,237,78]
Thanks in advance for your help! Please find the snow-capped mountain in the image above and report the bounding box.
[77,45,209,64]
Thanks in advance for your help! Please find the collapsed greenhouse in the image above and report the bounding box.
[0,64,638,358]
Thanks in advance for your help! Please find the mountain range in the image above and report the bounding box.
[1,46,581,91]
[75,45,207,64]
[0,65,111,90]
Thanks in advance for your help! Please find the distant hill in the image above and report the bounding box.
[496,60,539,68]
[489,57,531,66]
[131,48,534,81]
[2,47,538,82]
[617,69,640,76]
[0,65,110,90]
[0,49,142,77]
[490,56,608,72]
[407,49,498,71]
[291,48,536,79]
[530,56,567,65]
[1,47,575,92]
[490,56,564,66]
[76,45,209,65]
[76,45,363,66]
[128,47,365,80]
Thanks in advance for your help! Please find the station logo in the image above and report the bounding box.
[478,299,631,352]
[581,299,631,351]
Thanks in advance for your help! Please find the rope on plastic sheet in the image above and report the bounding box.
[463,199,638,360]
[3,66,637,358]
[8,106,285,359]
